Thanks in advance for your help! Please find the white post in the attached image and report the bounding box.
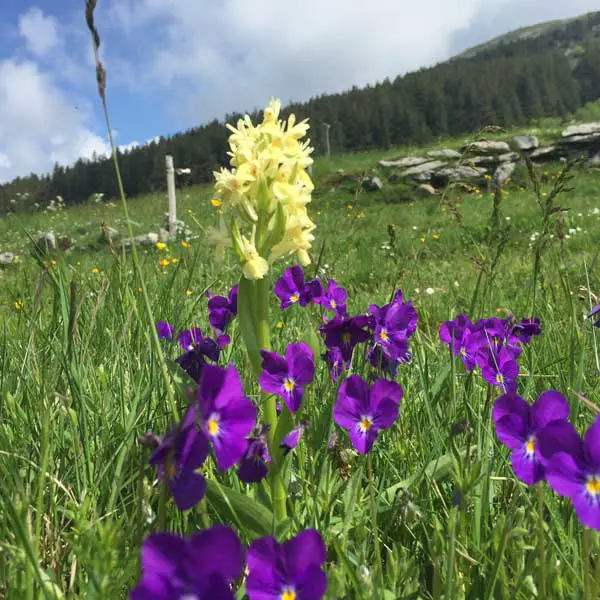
[323,123,331,158]
[165,155,177,239]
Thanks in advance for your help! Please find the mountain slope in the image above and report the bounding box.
[1,11,600,214]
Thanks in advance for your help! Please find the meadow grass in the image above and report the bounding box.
[1,141,600,598]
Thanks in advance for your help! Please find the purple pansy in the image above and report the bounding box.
[274,266,322,310]
[539,415,600,531]
[480,346,519,391]
[176,328,221,383]
[246,529,327,600]
[509,317,542,345]
[259,343,315,413]
[280,421,308,455]
[333,375,402,454]
[587,304,600,327]
[130,525,244,600]
[156,321,174,341]
[208,285,238,333]
[238,426,271,484]
[322,347,346,382]
[439,314,473,356]
[493,390,570,485]
[319,315,370,364]
[149,406,209,511]
[317,279,348,316]
[196,364,257,471]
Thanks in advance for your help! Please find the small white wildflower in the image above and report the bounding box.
[412,226,418,231]
[454,281,459,288]
[414,288,420,294]
[568,228,577,235]
[425,287,435,295]
[577,227,582,232]
[565,234,571,239]
[578,213,583,217]
[505,216,511,221]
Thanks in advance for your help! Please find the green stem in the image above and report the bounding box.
[537,482,546,599]
[583,527,591,600]
[367,454,384,594]
[255,278,287,524]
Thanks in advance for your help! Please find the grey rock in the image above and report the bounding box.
[362,176,383,191]
[588,153,600,168]
[498,152,519,163]
[433,165,488,183]
[0,252,16,266]
[510,135,539,151]
[134,232,159,246]
[399,160,446,179]
[379,156,429,168]
[34,232,56,255]
[529,146,561,161]
[158,228,171,242]
[467,155,497,166]
[562,122,600,137]
[462,140,511,155]
[427,149,462,159]
[417,184,437,196]
[494,162,516,186]
[560,133,600,145]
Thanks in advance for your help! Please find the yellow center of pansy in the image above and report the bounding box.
[342,332,351,345]
[280,588,296,600]
[290,294,299,303]
[380,328,389,342]
[586,476,600,496]
[525,436,535,456]
[207,415,220,437]
[283,378,296,392]
[496,374,504,385]
[330,299,336,309]
[359,417,373,432]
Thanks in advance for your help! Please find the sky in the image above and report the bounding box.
[0,0,598,183]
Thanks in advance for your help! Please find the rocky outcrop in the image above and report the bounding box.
[433,165,487,185]
[399,160,446,181]
[462,140,511,155]
[510,135,539,151]
[379,157,428,168]
[427,149,462,159]
[562,123,600,137]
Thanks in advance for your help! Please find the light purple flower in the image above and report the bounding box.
[493,390,570,485]
[280,421,308,455]
[196,364,257,470]
[480,346,519,391]
[259,343,315,413]
[156,321,174,341]
[333,375,402,454]
[246,529,327,600]
[317,279,348,316]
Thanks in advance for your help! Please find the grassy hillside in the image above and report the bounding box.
[1,122,599,597]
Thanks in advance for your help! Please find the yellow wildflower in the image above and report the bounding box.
[159,259,170,268]
[420,236,426,243]
[14,300,24,311]
[181,240,190,248]
[156,242,167,251]
[210,198,222,207]
[216,209,224,215]
[92,267,100,274]
[276,321,284,329]
[185,289,192,296]
[171,258,179,264]
[432,233,440,240]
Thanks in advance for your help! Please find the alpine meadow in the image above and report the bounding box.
[2,3,600,600]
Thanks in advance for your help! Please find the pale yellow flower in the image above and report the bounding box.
[242,239,269,280]
[206,219,232,263]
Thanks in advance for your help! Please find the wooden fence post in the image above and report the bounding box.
[165,155,177,238]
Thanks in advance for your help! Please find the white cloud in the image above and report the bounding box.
[18,7,60,57]
[0,59,110,182]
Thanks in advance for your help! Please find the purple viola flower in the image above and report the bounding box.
[274,265,322,310]
[509,317,542,345]
[149,406,209,511]
[333,375,402,454]
[539,415,600,531]
[322,347,346,383]
[130,525,244,600]
[246,529,327,600]
[208,285,238,333]
[259,343,315,413]
[280,421,308,455]
[156,321,174,341]
[439,314,473,356]
[176,328,221,383]
[480,346,519,390]
[587,304,600,327]
[319,315,370,363]
[493,390,570,485]
[196,364,257,471]
[317,279,348,316]
[238,426,272,484]
[366,344,411,378]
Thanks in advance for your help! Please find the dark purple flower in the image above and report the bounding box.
[274,266,321,310]
[259,343,315,413]
[366,344,411,378]
[176,328,221,383]
[197,364,257,470]
[130,525,244,600]
[539,415,600,531]
[317,279,348,316]
[319,315,370,363]
[150,406,208,511]
[208,285,238,332]
[238,426,271,484]
[333,375,402,454]
[156,321,174,341]
[587,304,600,327]
[246,529,327,600]
[493,390,570,485]
[439,314,473,356]
[480,347,519,391]
[322,347,346,382]
[509,317,542,345]
[280,421,308,455]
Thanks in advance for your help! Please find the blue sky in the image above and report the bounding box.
[0,0,598,182]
